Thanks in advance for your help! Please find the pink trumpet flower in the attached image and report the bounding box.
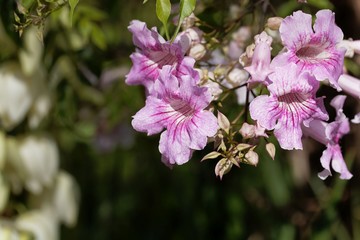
[303,95,352,180]
[132,66,218,166]
[244,31,273,86]
[249,63,328,150]
[272,10,346,90]
[125,20,196,92]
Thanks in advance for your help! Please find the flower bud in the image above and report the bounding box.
[245,150,259,166]
[266,142,276,160]
[239,44,255,67]
[189,43,206,60]
[338,39,360,58]
[338,74,360,99]
[181,13,198,29]
[266,17,283,31]
[239,122,256,139]
[215,158,232,179]
[227,68,249,86]
[217,111,230,134]
[244,32,273,86]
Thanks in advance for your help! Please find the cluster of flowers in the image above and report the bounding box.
[126,9,360,180]
[0,28,79,240]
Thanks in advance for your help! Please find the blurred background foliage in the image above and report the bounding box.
[0,0,360,239]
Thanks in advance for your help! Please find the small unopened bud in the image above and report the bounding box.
[215,158,233,179]
[266,17,283,31]
[239,44,255,67]
[227,68,249,86]
[352,112,360,124]
[339,39,360,58]
[266,142,276,160]
[217,111,230,134]
[245,150,259,166]
[189,44,206,60]
[239,122,256,139]
[297,0,307,3]
[338,74,360,99]
[182,13,198,29]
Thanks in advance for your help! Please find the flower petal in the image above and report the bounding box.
[159,130,193,165]
[131,96,167,135]
[330,145,353,179]
[313,10,343,45]
[274,117,303,150]
[128,20,164,50]
[319,146,333,179]
[279,11,313,50]
[250,95,279,130]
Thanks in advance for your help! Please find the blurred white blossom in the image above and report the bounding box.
[0,173,9,212]
[6,135,59,194]
[28,93,52,129]
[16,208,59,240]
[18,28,43,77]
[0,63,33,130]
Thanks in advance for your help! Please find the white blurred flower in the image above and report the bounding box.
[52,172,79,227]
[19,28,43,77]
[189,43,206,60]
[227,68,249,86]
[28,171,80,228]
[16,208,59,240]
[232,26,252,49]
[0,131,5,170]
[0,173,9,212]
[0,63,33,130]
[266,17,283,31]
[203,81,223,101]
[6,135,59,194]
[28,93,52,129]
[0,222,24,240]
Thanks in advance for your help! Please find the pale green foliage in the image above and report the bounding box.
[173,0,196,39]
[156,0,171,39]
[69,0,80,26]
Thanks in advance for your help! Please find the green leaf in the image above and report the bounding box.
[307,0,334,9]
[179,0,196,21]
[156,0,171,39]
[173,0,196,40]
[91,25,107,50]
[143,0,150,3]
[69,0,79,26]
[19,0,35,9]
